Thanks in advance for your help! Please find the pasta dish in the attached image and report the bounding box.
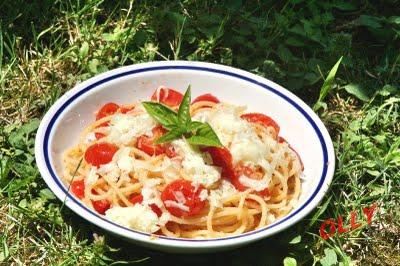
[62,86,303,239]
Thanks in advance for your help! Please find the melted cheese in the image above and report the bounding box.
[105,204,159,233]
[172,139,221,187]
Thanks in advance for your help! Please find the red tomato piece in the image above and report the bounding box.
[161,180,206,217]
[119,106,133,114]
[136,125,169,156]
[129,194,143,204]
[137,135,165,156]
[152,125,167,136]
[233,164,269,197]
[95,132,106,139]
[192,93,220,104]
[71,179,85,199]
[84,143,119,167]
[201,147,235,180]
[278,137,304,170]
[241,113,280,135]
[92,199,111,214]
[164,145,177,158]
[151,87,183,107]
[129,194,162,217]
[96,102,120,120]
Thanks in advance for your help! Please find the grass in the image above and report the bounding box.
[0,0,399,265]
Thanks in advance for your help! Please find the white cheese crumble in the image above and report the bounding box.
[172,139,221,187]
[84,132,96,144]
[86,166,99,186]
[209,180,237,208]
[105,204,159,233]
[107,113,156,145]
[199,189,208,201]
[96,147,133,183]
[192,109,211,123]
[207,104,248,146]
[158,212,171,226]
[115,147,135,172]
[230,130,268,164]
[97,162,120,182]
[141,178,163,208]
[238,175,269,192]
[164,200,190,212]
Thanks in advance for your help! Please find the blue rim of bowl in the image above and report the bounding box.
[43,65,328,242]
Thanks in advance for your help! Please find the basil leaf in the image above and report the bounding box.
[154,127,185,144]
[142,102,178,129]
[186,123,223,147]
[187,121,204,132]
[177,85,192,127]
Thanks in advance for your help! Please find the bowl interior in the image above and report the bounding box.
[50,69,323,210]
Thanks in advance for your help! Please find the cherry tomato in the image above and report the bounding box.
[241,113,280,135]
[136,125,171,156]
[95,132,106,139]
[84,143,119,167]
[92,199,111,214]
[129,194,162,217]
[233,164,269,197]
[161,180,206,217]
[151,87,183,107]
[164,145,177,158]
[201,147,235,180]
[71,179,85,199]
[278,137,304,170]
[137,135,165,156]
[152,125,167,136]
[96,102,120,120]
[192,93,220,104]
[119,106,133,114]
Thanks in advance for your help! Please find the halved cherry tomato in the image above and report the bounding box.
[136,125,177,157]
[95,132,106,139]
[92,199,111,214]
[164,145,177,158]
[233,164,269,197]
[129,194,144,204]
[129,194,162,217]
[137,135,165,156]
[152,125,167,137]
[161,180,206,217]
[84,143,119,167]
[151,87,183,107]
[278,137,304,170]
[71,179,85,199]
[192,93,220,104]
[90,189,111,214]
[96,102,120,120]
[241,113,280,135]
[201,147,235,180]
[119,106,133,114]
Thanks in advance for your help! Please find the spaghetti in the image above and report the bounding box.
[62,86,303,239]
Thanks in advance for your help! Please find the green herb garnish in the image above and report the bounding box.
[142,86,223,147]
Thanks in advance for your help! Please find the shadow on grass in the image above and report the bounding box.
[64,208,311,266]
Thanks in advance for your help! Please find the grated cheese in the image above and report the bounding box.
[105,204,160,233]
[164,200,190,212]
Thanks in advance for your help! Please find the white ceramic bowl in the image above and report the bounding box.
[35,61,335,253]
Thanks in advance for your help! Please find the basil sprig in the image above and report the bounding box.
[142,86,223,147]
